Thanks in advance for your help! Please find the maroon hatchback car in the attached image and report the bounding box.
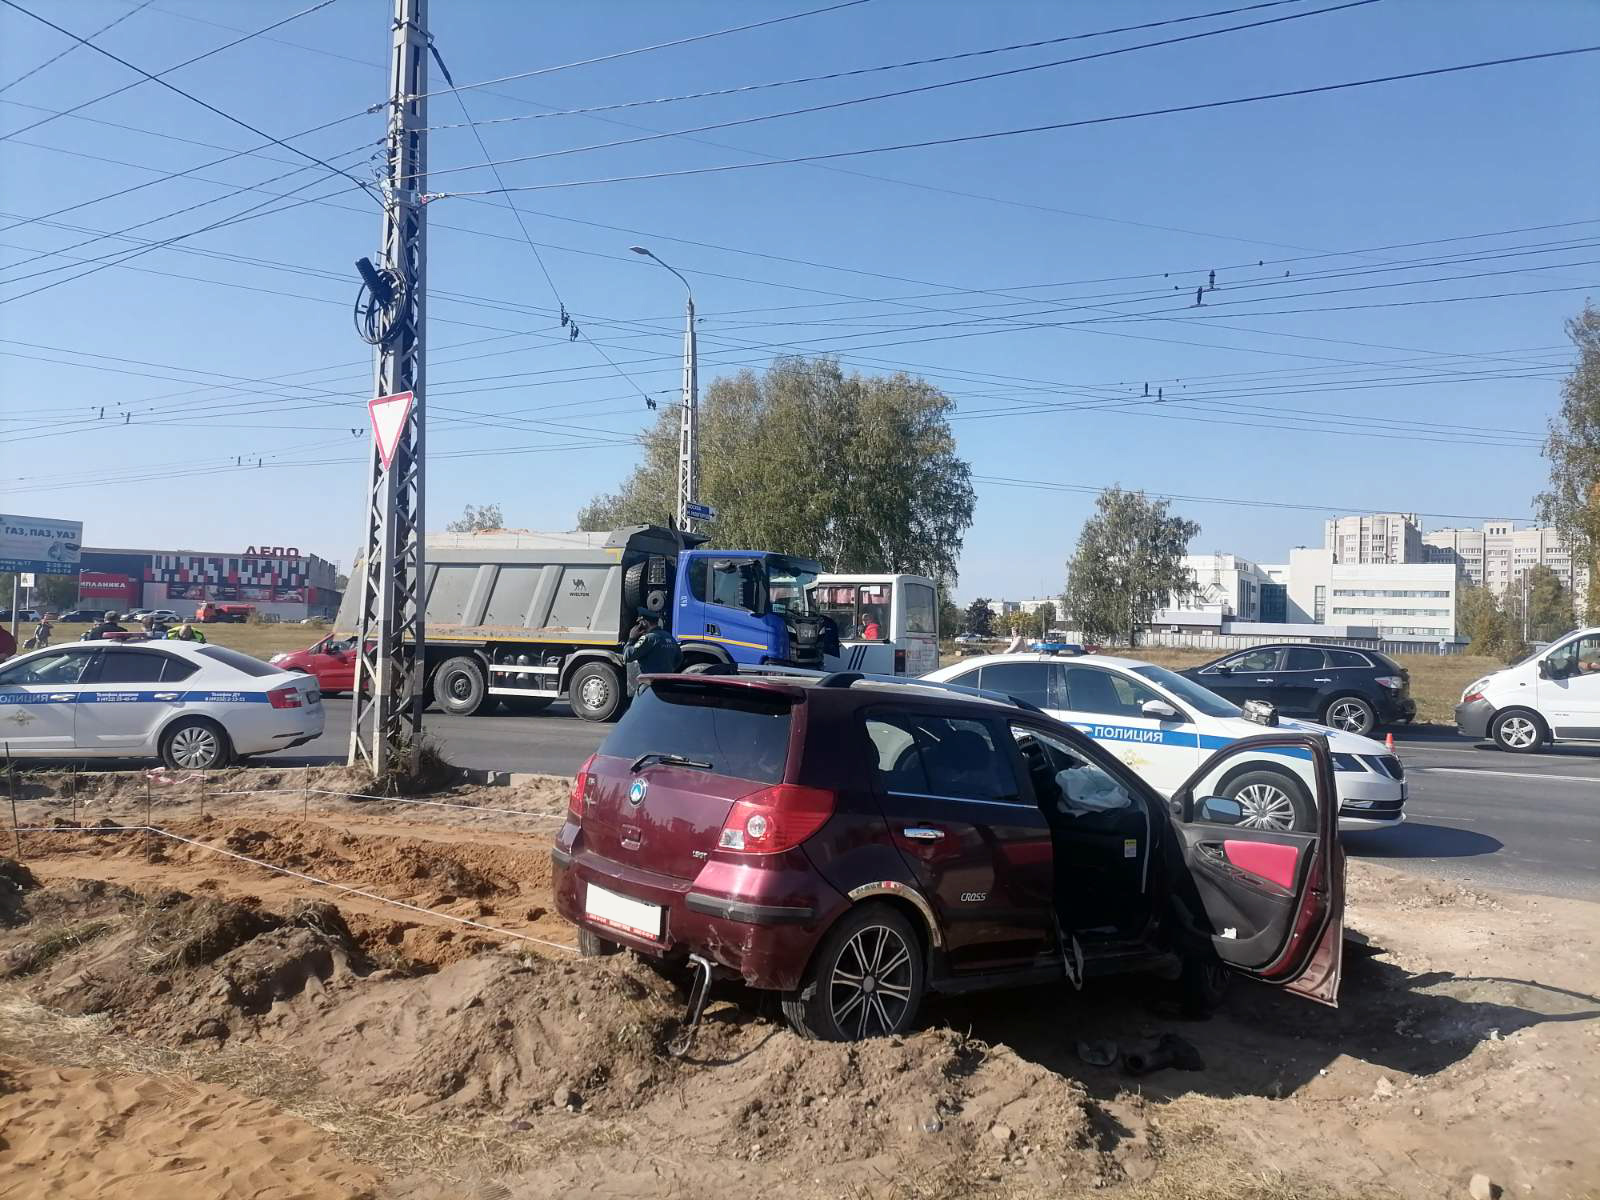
[552,673,1344,1041]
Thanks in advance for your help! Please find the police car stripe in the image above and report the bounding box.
[1071,720,1314,759]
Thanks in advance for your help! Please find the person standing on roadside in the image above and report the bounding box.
[623,611,683,696]
[167,621,207,644]
[30,614,53,649]
[88,611,125,639]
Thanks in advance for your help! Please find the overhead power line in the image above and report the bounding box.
[418,0,1341,130]
[0,0,155,94]
[414,0,871,100]
[429,45,1600,198]
[0,0,378,204]
[420,0,1378,182]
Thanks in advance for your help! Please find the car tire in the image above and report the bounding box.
[1222,768,1315,834]
[432,656,486,716]
[579,928,619,957]
[1490,708,1545,754]
[781,903,924,1042]
[1179,954,1232,1017]
[568,661,623,722]
[159,718,233,771]
[1321,695,1376,736]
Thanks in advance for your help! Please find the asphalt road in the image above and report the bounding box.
[272,703,1600,903]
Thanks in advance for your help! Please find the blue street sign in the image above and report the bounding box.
[684,501,716,521]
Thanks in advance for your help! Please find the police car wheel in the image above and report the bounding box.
[160,718,233,770]
[1223,769,1313,833]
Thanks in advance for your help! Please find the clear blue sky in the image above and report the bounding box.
[2,0,1596,600]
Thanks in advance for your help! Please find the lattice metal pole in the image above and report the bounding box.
[350,0,428,776]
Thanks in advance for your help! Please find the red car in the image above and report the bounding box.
[553,672,1344,1042]
[270,635,357,695]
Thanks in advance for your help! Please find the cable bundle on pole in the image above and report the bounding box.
[353,253,408,346]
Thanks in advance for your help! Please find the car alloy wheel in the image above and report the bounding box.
[829,923,916,1040]
[169,724,222,768]
[1233,782,1298,832]
[1325,698,1374,734]
[1496,715,1539,750]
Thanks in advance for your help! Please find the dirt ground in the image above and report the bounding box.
[0,770,1595,1200]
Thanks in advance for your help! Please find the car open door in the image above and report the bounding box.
[1168,732,1344,1005]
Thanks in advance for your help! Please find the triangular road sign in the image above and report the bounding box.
[368,390,414,470]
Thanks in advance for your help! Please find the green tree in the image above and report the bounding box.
[1504,565,1576,643]
[935,582,963,642]
[1458,583,1526,661]
[1536,302,1600,623]
[965,598,994,637]
[0,572,74,617]
[446,503,504,533]
[1063,487,1200,647]
[1034,601,1057,638]
[576,356,976,582]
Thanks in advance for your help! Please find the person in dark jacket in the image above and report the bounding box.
[88,612,126,639]
[623,613,683,696]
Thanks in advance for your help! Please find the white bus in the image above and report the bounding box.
[811,573,940,676]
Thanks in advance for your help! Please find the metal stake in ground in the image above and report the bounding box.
[7,751,21,857]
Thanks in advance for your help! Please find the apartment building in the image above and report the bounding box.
[1323,512,1424,565]
[1422,520,1581,598]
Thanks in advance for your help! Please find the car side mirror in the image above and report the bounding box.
[1141,699,1180,721]
[1214,665,1231,676]
[1537,658,1554,680]
[1196,795,1245,825]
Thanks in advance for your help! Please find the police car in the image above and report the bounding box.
[0,640,323,769]
[925,651,1404,832]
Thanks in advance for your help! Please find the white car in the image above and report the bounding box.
[0,641,324,769]
[1456,626,1600,752]
[925,652,1405,833]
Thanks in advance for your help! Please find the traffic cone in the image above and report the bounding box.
[1385,732,1395,752]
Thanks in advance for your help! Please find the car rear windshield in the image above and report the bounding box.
[599,683,794,784]
[196,645,286,677]
[1367,651,1404,673]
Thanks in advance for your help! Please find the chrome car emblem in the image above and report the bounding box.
[628,778,648,807]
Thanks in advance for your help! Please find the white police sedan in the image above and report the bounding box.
[0,641,323,769]
[926,651,1404,833]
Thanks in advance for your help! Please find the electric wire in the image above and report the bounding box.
[0,0,155,94]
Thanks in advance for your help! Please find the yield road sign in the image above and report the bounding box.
[368,391,414,470]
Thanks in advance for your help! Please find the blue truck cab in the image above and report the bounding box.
[671,549,834,670]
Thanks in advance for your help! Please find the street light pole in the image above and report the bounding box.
[631,246,697,531]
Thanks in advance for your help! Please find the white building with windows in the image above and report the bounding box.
[1285,548,1457,642]
[1422,520,1583,601]
[1324,512,1424,565]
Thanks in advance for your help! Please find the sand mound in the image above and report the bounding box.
[0,1054,379,1200]
[297,951,680,1116]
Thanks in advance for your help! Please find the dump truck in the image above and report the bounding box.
[335,525,835,721]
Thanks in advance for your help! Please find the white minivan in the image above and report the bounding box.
[1455,627,1600,752]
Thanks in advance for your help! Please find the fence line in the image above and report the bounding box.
[1056,629,1465,656]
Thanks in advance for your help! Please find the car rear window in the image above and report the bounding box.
[1325,649,1374,669]
[1366,651,1403,673]
[196,645,286,678]
[600,683,793,784]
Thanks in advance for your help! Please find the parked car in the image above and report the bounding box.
[57,609,105,624]
[553,671,1345,1042]
[925,652,1404,833]
[195,602,256,624]
[1178,644,1416,735]
[270,635,358,695]
[0,641,323,768]
[1456,627,1600,752]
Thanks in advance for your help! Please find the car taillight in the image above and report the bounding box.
[267,684,303,709]
[1374,676,1403,689]
[717,784,835,854]
[568,753,597,821]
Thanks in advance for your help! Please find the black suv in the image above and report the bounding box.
[1181,644,1415,735]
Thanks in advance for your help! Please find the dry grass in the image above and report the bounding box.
[0,990,537,1181]
[5,921,110,976]
[47,621,318,659]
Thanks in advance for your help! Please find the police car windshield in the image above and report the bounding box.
[1130,664,1241,719]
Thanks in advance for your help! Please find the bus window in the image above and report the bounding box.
[904,583,937,637]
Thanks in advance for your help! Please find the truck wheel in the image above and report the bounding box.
[569,661,623,722]
[432,656,486,716]
[622,561,647,611]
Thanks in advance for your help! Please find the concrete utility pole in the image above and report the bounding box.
[349,0,428,775]
[631,246,697,530]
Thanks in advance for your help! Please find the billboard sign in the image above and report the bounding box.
[0,514,82,576]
